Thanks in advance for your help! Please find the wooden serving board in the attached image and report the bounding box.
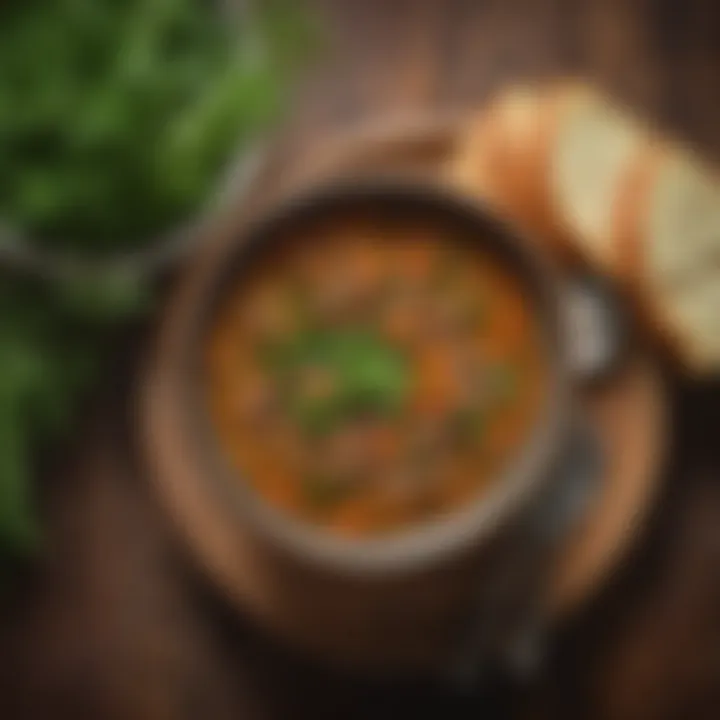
[139,114,669,662]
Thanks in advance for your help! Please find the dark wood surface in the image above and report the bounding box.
[2,1,720,717]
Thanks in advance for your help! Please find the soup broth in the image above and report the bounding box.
[206,214,547,537]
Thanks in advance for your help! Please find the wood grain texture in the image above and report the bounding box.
[2,0,720,717]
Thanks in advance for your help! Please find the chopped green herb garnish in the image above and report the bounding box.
[276,329,411,435]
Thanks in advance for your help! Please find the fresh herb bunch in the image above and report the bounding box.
[0,0,305,252]
[0,277,118,554]
[271,329,410,436]
[0,0,307,555]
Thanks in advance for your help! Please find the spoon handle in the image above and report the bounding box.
[446,417,603,688]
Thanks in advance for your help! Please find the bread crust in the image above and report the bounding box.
[449,82,586,261]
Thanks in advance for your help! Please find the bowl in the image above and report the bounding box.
[183,179,577,673]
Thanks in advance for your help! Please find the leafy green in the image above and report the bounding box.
[0,279,117,552]
[0,0,304,252]
[274,330,411,436]
[0,0,308,558]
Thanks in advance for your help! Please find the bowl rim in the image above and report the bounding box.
[184,178,574,576]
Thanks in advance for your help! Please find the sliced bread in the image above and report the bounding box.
[637,149,720,372]
[448,84,570,262]
[451,81,720,375]
[447,100,506,207]
[550,89,648,274]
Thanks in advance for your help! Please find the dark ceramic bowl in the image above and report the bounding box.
[187,179,575,577]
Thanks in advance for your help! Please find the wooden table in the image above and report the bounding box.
[3,1,720,718]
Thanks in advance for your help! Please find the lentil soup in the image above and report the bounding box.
[206,212,547,538]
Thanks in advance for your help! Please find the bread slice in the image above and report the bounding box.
[449,84,571,256]
[667,277,720,373]
[608,143,661,288]
[494,84,562,243]
[638,149,720,372]
[550,90,647,274]
[447,101,506,207]
[645,150,720,291]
